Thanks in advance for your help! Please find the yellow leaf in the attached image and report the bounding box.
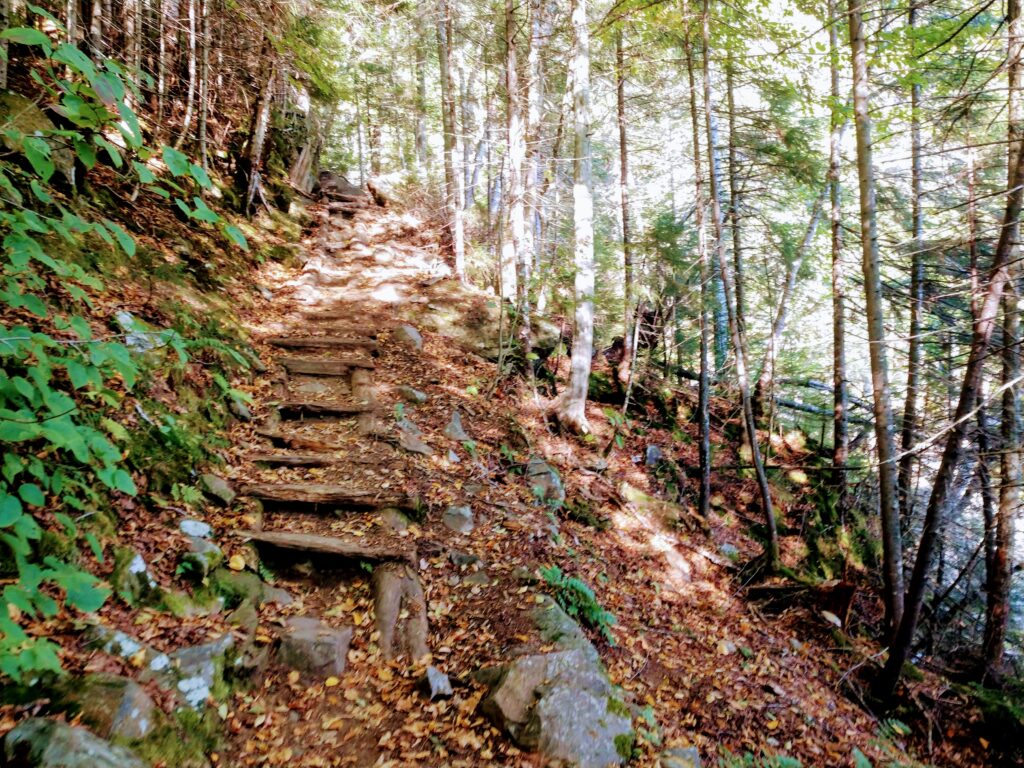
[228,554,246,571]
[129,648,147,668]
[325,676,340,687]
[766,719,780,730]
[287,670,300,684]
[379,667,394,682]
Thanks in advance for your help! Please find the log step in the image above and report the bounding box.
[280,356,374,376]
[248,452,344,467]
[277,400,375,419]
[240,482,412,509]
[238,530,413,564]
[254,428,344,452]
[268,336,378,351]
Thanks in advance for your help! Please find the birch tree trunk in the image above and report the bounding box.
[553,0,594,434]
[847,0,904,637]
[436,0,465,280]
[702,0,779,570]
[505,0,531,358]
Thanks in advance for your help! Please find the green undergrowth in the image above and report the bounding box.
[0,12,292,684]
[539,564,617,643]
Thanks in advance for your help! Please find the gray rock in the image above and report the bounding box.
[58,674,158,740]
[262,586,294,606]
[227,600,259,633]
[719,543,740,561]
[381,508,409,532]
[449,550,480,567]
[208,567,292,608]
[169,635,234,709]
[478,596,633,767]
[179,518,212,538]
[294,380,329,394]
[397,417,433,455]
[645,444,664,465]
[442,505,474,534]
[114,311,162,354]
[2,718,145,768]
[230,397,253,422]
[393,324,423,351]
[111,548,160,606]
[420,666,453,700]
[661,746,702,768]
[585,457,609,473]
[278,617,354,678]
[526,456,565,506]
[463,571,490,586]
[182,537,223,578]
[397,386,428,404]
[199,473,236,506]
[443,410,470,442]
[447,449,461,464]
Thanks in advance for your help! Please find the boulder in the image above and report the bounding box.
[208,567,290,608]
[179,519,212,538]
[57,674,159,740]
[393,324,423,352]
[526,457,565,507]
[397,417,432,455]
[182,536,223,578]
[278,617,353,678]
[168,635,234,709]
[661,746,702,768]
[442,505,474,534]
[645,445,664,466]
[200,473,236,506]
[111,548,160,606]
[478,597,633,768]
[0,93,75,186]
[2,718,145,768]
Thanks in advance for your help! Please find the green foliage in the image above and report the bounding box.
[539,565,616,643]
[0,12,246,682]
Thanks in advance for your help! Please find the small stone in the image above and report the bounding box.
[585,457,609,472]
[182,537,223,578]
[396,385,428,404]
[419,666,453,700]
[227,600,259,633]
[230,397,253,422]
[179,519,212,538]
[256,285,274,300]
[719,543,740,561]
[463,571,490,586]
[278,617,354,678]
[526,457,565,506]
[112,548,160,606]
[200,473,236,506]
[443,410,470,442]
[169,635,234,709]
[1,718,146,768]
[447,449,461,464]
[442,505,474,534]
[449,550,480,567]
[262,585,294,606]
[661,746,702,768]
[393,324,423,351]
[381,508,409,532]
[294,380,329,395]
[645,444,663,465]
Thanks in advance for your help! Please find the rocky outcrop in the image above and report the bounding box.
[2,718,145,768]
[526,457,565,507]
[478,597,634,768]
[56,674,159,740]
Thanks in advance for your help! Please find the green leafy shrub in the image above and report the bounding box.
[539,565,616,643]
[0,12,246,681]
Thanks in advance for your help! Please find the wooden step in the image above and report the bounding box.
[238,530,414,564]
[240,482,412,509]
[277,400,375,419]
[254,428,344,452]
[280,356,375,376]
[268,336,378,351]
[248,452,344,467]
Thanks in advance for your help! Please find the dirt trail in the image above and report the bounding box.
[216,198,894,767]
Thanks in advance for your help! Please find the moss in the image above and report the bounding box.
[606,696,631,719]
[615,731,636,761]
[901,661,925,682]
[124,706,221,768]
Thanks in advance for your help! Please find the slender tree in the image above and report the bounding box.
[616,27,634,388]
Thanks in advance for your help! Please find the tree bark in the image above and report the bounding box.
[436,0,465,280]
[847,0,904,637]
[616,28,634,388]
[553,0,594,434]
[505,0,531,360]
[684,26,712,522]
[702,0,779,570]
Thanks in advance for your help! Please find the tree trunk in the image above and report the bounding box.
[415,32,430,175]
[616,28,634,388]
[829,0,848,516]
[702,0,779,570]
[847,0,904,637]
[197,0,210,167]
[983,0,1022,677]
[436,0,465,280]
[726,46,744,334]
[898,1,926,521]
[505,0,531,360]
[874,106,1024,705]
[0,0,11,90]
[553,0,594,434]
[684,26,712,521]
